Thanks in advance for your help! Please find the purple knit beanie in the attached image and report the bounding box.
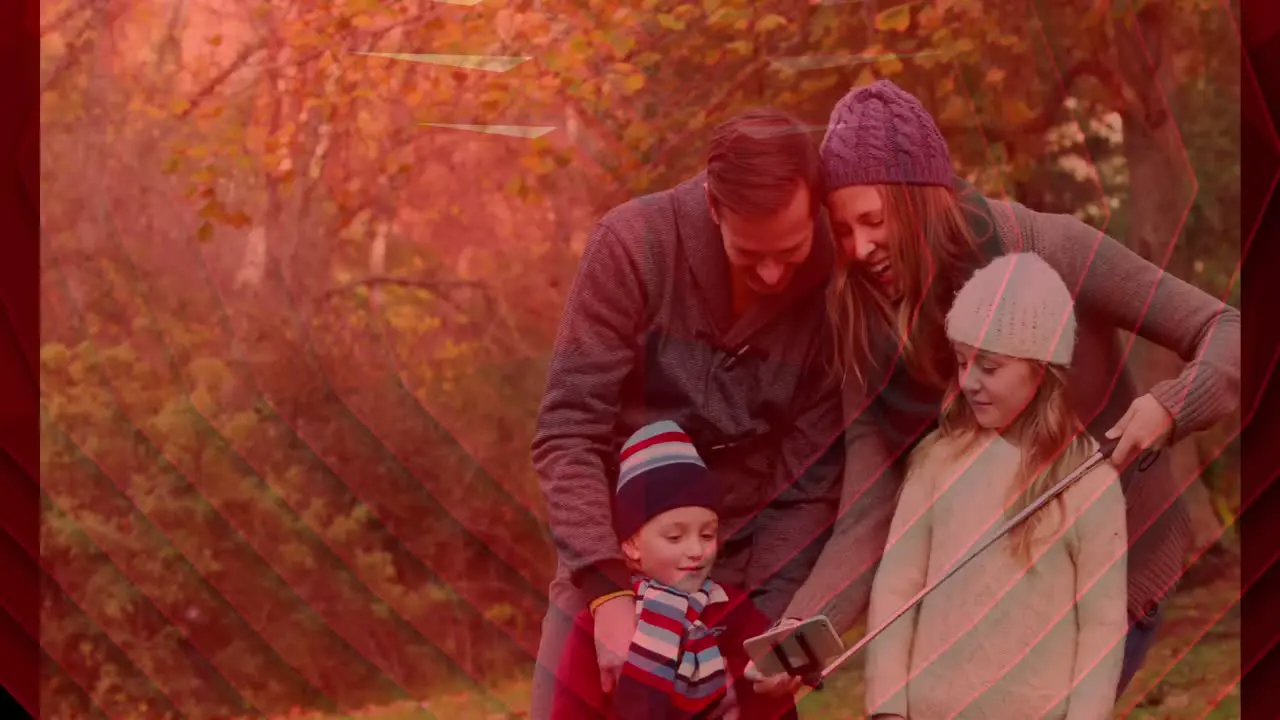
[820,79,954,191]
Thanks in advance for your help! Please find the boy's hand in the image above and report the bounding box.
[742,660,803,698]
[593,594,636,693]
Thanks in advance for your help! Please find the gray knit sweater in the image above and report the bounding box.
[784,195,1241,630]
[531,172,846,619]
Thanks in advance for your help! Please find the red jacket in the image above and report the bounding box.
[552,583,799,720]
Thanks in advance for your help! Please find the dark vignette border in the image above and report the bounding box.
[1241,0,1280,717]
[0,0,40,717]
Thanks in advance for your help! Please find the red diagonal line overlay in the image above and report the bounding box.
[753,0,1250,618]
[40,250,430,701]
[792,383,1250,689]
[1019,0,1221,446]
[934,475,1125,717]
[120,181,553,603]
[0,602,37,716]
[103,181,550,602]
[79,237,550,668]
[41,418,348,713]
[79,183,549,709]
[0,527,36,645]
[41,647,117,720]
[118,206,554,671]
[0,450,37,561]
[42,492,263,717]
[830,435,1116,711]
[1116,572,1244,715]
[797,452,1250,714]
[1217,0,1280,255]
[1221,0,1280,157]
[42,258,515,714]
[1118,542,1255,716]
[959,480,1245,716]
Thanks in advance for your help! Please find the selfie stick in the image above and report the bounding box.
[814,436,1129,683]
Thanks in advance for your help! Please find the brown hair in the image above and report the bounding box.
[706,108,823,218]
[920,365,1095,566]
[826,184,989,390]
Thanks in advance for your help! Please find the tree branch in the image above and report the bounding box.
[40,1,93,38]
[40,5,121,96]
[177,40,269,120]
[318,275,491,317]
[955,58,1125,145]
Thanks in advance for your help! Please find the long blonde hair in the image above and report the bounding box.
[826,184,989,391]
[919,365,1095,566]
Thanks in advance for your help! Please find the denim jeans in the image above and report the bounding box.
[1117,603,1163,696]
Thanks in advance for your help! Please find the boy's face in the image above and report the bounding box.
[622,506,719,594]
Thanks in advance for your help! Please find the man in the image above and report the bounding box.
[530,108,847,718]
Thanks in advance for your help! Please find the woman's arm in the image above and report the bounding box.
[991,199,1240,442]
[863,453,936,719]
[1065,464,1129,719]
[748,332,847,622]
[780,376,902,635]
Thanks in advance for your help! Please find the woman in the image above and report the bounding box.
[780,80,1240,696]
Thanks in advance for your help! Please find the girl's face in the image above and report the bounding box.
[826,185,901,301]
[953,342,1045,430]
[622,506,719,593]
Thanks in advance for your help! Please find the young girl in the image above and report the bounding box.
[865,253,1129,720]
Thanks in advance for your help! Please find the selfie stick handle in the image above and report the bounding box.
[816,437,1120,681]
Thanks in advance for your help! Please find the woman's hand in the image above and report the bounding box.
[1105,393,1175,470]
[742,660,804,698]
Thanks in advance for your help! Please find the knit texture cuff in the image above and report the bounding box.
[573,559,633,604]
[1149,374,1234,446]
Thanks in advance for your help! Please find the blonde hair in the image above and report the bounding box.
[826,184,989,391]
[920,365,1095,566]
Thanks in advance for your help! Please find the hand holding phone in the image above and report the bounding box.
[742,615,844,684]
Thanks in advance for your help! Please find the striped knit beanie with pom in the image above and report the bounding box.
[613,420,722,541]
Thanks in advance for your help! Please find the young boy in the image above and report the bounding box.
[552,420,801,720]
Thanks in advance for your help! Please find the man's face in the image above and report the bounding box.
[709,181,815,296]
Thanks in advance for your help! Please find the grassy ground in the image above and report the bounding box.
[278,564,1239,720]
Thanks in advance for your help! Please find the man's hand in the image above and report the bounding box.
[742,660,803,698]
[1105,393,1175,470]
[593,594,636,693]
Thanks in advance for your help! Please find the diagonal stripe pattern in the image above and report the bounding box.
[28,0,1266,718]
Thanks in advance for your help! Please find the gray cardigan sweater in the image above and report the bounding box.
[784,191,1241,629]
[531,172,846,618]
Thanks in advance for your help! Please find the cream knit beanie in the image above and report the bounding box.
[945,252,1077,367]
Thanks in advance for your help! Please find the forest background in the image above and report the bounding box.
[39,0,1244,717]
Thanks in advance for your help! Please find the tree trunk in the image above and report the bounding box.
[1114,7,1223,556]
[234,226,268,291]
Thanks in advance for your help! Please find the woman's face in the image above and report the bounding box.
[827,185,900,300]
[953,341,1045,430]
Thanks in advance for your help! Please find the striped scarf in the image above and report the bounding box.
[613,576,730,719]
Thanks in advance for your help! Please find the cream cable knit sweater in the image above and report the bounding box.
[866,430,1128,720]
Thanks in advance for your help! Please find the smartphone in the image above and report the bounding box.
[742,616,845,678]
